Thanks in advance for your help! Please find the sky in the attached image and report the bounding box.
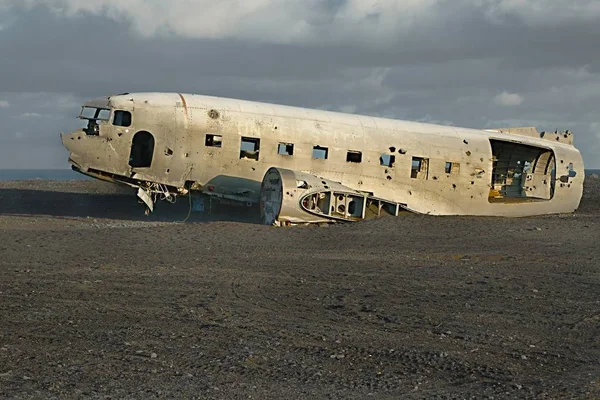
[0,0,599,169]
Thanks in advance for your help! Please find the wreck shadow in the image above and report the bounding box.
[0,188,262,224]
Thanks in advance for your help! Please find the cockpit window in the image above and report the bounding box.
[113,110,132,127]
[79,107,110,136]
[80,107,110,121]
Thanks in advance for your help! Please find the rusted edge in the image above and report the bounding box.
[178,93,189,119]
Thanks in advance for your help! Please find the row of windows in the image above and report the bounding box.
[205,134,460,178]
[97,111,457,180]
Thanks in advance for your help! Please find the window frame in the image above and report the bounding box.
[113,110,132,127]
[239,137,260,160]
[205,134,223,148]
[312,145,329,160]
[346,150,362,163]
[380,154,396,168]
[278,142,294,156]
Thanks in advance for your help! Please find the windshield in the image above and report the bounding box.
[80,107,110,121]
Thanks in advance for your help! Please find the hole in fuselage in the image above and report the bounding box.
[129,131,155,168]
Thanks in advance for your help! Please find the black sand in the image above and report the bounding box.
[0,179,599,399]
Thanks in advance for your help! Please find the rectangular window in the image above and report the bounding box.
[240,137,260,160]
[113,110,132,127]
[445,162,460,174]
[411,156,429,179]
[346,150,362,163]
[312,145,328,160]
[80,107,110,121]
[278,142,294,156]
[205,134,222,148]
[380,154,395,167]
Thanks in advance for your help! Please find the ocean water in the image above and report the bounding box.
[0,169,90,181]
[1,169,599,181]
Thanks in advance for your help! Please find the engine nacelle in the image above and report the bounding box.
[260,167,402,226]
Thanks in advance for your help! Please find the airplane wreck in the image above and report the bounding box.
[61,92,584,225]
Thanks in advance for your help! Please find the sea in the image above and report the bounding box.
[1,169,599,181]
[0,169,90,181]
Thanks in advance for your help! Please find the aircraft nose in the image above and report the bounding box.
[61,131,82,153]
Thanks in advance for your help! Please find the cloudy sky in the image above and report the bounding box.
[1,0,599,169]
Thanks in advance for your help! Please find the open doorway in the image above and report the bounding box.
[129,131,155,168]
[489,139,555,202]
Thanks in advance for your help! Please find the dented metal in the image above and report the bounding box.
[61,92,585,225]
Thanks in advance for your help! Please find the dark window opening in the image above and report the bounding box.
[240,137,260,160]
[411,157,429,179]
[346,151,362,163]
[205,134,222,148]
[445,162,460,174]
[380,154,395,167]
[129,131,155,168]
[278,143,294,156]
[313,146,328,160]
[113,110,132,127]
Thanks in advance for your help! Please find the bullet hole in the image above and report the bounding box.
[321,181,327,185]
[166,169,170,173]
[252,167,256,171]
[471,181,475,185]
[399,149,407,154]
[165,148,173,156]
[463,139,469,144]
[433,176,438,180]
[118,133,123,137]
[208,109,220,119]
[452,184,457,189]
[560,160,564,164]
[185,153,189,157]
[387,175,392,180]
[466,151,472,156]
[480,158,484,162]
[409,191,413,195]
[274,126,278,130]
[77,136,81,140]
[389,146,396,152]
[324,186,330,189]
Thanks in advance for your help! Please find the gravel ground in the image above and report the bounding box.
[0,178,599,399]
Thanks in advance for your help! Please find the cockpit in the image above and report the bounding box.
[78,101,132,136]
[79,106,111,136]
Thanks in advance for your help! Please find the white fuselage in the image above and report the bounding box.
[61,92,584,217]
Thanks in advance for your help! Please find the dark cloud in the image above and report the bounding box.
[0,3,599,168]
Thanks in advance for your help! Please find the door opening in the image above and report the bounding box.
[129,131,155,168]
[489,139,555,202]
